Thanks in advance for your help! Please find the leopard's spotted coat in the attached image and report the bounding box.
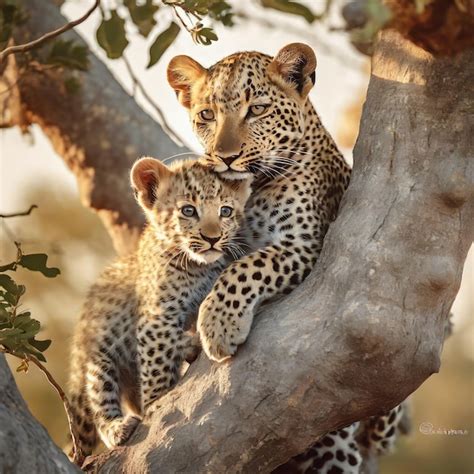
[168,43,405,473]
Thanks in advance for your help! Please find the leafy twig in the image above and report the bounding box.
[0,0,100,63]
[0,348,82,462]
[0,205,38,218]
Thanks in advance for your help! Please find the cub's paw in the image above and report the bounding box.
[101,414,141,448]
[197,298,253,363]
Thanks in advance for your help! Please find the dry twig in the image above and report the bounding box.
[0,0,100,63]
[0,205,38,218]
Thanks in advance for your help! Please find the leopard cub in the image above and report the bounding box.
[68,157,251,464]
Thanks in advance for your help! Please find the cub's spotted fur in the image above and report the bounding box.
[168,43,404,473]
[68,158,251,464]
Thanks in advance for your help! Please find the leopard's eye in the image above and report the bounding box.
[248,104,269,118]
[219,206,233,218]
[198,109,215,121]
[181,205,197,217]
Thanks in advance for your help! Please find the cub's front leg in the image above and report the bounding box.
[138,316,198,412]
[197,245,313,362]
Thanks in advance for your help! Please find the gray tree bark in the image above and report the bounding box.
[0,355,79,473]
[85,30,474,473]
[1,0,185,256]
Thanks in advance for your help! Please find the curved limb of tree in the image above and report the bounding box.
[82,30,473,472]
[0,355,79,473]
[2,0,186,256]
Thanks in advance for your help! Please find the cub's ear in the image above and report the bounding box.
[130,157,171,210]
[268,43,317,99]
[167,55,207,108]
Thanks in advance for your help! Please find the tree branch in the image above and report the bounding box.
[0,0,100,63]
[26,354,81,462]
[0,204,38,218]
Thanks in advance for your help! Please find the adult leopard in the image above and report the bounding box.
[168,43,404,473]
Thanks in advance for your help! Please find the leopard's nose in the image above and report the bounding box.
[200,233,221,247]
[218,155,240,167]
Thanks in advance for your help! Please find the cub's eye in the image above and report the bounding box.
[198,109,215,121]
[219,206,233,218]
[181,205,197,217]
[248,104,269,118]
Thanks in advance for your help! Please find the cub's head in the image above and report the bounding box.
[167,43,316,180]
[131,157,251,264]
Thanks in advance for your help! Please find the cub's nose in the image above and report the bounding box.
[200,233,221,247]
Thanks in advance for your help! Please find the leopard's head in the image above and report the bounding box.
[131,157,251,264]
[167,43,316,180]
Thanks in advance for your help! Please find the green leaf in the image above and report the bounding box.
[21,341,47,362]
[125,0,159,38]
[28,338,52,353]
[208,0,234,26]
[47,39,89,71]
[0,306,9,321]
[15,318,41,338]
[194,26,218,45]
[96,10,129,60]
[0,4,16,49]
[19,254,60,278]
[12,312,31,328]
[147,21,180,69]
[0,327,23,339]
[2,291,18,306]
[260,0,315,23]
[0,274,19,294]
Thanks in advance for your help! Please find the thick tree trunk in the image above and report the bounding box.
[0,355,79,473]
[85,30,474,473]
[2,0,185,255]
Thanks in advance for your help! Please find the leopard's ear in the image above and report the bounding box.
[268,43,317,99]
[130,157,172,210]
[167,55,207,108]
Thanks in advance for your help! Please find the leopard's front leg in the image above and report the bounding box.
[197,244,313,362]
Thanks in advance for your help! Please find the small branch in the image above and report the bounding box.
[25,354,82,463]
[171,5,193,32]
[0,347,83,463]
[0,0,100,63]
[122,54,183,146]
[0,205,38,218]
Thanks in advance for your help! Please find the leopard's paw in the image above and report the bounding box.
[183,331,201,363]
[100,414,141,448]
[197,299,253,363]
